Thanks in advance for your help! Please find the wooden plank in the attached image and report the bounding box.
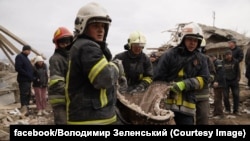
[0,130,9,141]
[0,46,14,66]
[0,25,46,60]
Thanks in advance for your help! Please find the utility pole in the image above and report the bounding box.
[213,11,215,27]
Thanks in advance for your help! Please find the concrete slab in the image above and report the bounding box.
[0,92,15,106]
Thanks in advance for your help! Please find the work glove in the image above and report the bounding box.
[208,74,215,83]
[213,82,219,88]
[129,84,145,95]
[112,59,128,91]
[112,59,125,77]
[118,76,128,93]
[169,81,185,99]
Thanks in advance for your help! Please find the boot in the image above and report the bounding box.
[42,110,49,115]
[37,110,42,116]
[20,106,29,117]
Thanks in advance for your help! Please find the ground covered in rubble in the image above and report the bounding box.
[208,87,250,125]
[0,86,250,140]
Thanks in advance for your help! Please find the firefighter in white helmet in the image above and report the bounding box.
[65,2,125,125]
[154,22,210,125]
[114,31,153,96]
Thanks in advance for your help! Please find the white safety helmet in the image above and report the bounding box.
[128,31,146,49]
[179,22,203,46]
[201,38,206,48]
[198,38,207,53]
[74,2,112,41]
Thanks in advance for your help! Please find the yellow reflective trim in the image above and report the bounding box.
[49,99,65,105]
[166,93,182,105]
[139,74,143,80]
[176,92,182,105]
[65,60,71,122]
[183,101,196,109]
[142,76,153,84]
[166,100,195,109]
[196,76,204,89]
[89,56,108,83]
[67,115,117,125]
[48,79,64,87]
[50,75,65,81]
[178,68,184,77]
[100,89,108,107]
[166,98,173,104]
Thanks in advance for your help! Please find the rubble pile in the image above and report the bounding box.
[117,81,174,125]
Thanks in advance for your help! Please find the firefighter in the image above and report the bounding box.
[65,2,125,125]
[113,31,153,94]
[154,22,210,125]
[48,27,73,124]
[195,38,216,125]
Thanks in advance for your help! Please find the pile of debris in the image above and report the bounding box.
[116,81,174,125]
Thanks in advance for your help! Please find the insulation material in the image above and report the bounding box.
[116,81,174,125]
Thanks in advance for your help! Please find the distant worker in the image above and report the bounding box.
[149,52,160,76]
[48,27,73,124]
[15,45,34,116]
[65,2,125,125]
[209,54,226,119]
[32,55,49,116]
[114,31,153,94]
[154,22,210,125]
[228,38,244,63]
[228,38,243,82]
[223,50,241,115]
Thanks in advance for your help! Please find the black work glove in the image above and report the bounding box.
[129,84,145,95]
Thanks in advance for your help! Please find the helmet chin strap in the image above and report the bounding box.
[128,50,142,58]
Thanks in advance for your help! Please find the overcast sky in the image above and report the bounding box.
[1,0,250,62]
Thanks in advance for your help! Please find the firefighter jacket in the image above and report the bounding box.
[154,46,210,116]
[195,54,216,101]
[113,51,153,91]
[48,48,69,106]
[66,36,119,125]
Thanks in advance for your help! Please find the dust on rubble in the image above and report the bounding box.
[0,85,250,140]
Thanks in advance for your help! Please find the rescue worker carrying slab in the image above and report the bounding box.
[154,22,210,125]
[65,2,125,125]
[113,31,153,94]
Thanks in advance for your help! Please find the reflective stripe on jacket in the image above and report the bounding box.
[114,51,153,89]
[48,48,69,105]
[66,37,118,125]
[154,46,210,116]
